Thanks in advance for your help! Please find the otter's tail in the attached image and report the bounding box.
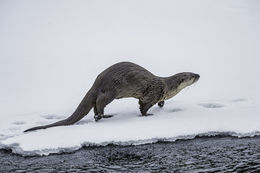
[24,90,95,132]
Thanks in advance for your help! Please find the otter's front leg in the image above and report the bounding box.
[158,101,164,108]
[139,100,155,116]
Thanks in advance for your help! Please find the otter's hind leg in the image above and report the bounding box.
[94,104,114,120]
[94,91,116,121]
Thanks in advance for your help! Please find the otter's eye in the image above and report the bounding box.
[181,79,185,82]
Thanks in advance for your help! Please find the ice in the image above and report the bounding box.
[0,98,259,156]
[0,0,260,156]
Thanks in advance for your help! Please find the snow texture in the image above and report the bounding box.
[0,0,259,156]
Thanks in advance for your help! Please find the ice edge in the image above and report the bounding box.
[0,131,259,157]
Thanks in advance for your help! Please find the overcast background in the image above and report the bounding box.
[1,0,260,117]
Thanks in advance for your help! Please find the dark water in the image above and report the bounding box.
[1,136,260,172]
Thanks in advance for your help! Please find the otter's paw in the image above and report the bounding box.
[94,115,102,122]
[158,101,164,108]
[102,115,114,118]
[142,113,153,116]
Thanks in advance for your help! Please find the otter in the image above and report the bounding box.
[24,62,199,132]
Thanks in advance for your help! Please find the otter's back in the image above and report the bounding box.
[93,62,156,98]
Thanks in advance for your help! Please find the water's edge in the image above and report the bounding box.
[1,131,259,157]
[1,135,260,172]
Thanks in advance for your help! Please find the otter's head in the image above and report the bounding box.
[174,72,200,90]
[164,72,200,100]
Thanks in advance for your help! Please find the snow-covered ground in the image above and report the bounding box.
[0,0,259,156]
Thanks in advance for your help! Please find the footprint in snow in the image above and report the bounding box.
[232,98,247,102]
[12,121,26,125]
[169,108,183,112]
[199,103,224,109]
[41,115,65,120]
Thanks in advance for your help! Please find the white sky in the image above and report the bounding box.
[0,0,260,117]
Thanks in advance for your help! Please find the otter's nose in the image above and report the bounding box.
[194,74,200,81]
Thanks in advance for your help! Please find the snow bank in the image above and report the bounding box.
[0,0,259,156]
[0,98,259,156]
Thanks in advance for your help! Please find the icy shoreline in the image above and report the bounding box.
[0,98,259,156]
[0,132,259,156]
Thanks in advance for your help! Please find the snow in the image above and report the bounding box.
[1,98,260,156]
[0,0,260,156]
